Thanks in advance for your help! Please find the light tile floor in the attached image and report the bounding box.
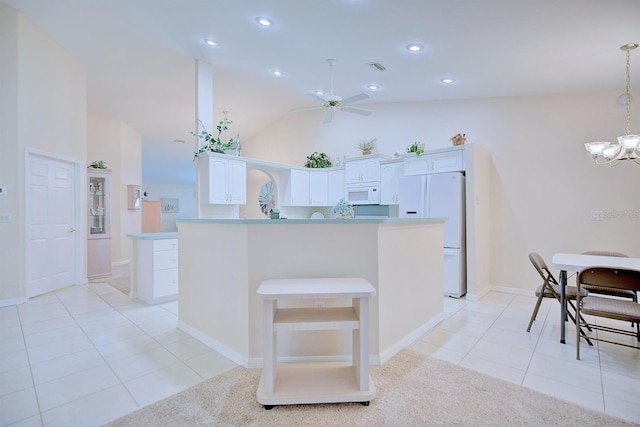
[2,281,639,426]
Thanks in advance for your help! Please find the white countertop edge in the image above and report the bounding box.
[127,232,178,240]
[175,217,447,225]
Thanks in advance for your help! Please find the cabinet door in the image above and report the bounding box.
[361,158,381,182]
[431,150,464,173]
[208,157,230,204]
[289,169,310,206]
[380,162,401,205]
[403,154,432,175]
[344,161,363,184]
[228,159,247,204]
[327,169,345,205]
[309,171,328,206]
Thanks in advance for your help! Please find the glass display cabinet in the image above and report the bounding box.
[87,168,112,278]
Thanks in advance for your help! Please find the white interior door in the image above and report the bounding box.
[26,153,80,297]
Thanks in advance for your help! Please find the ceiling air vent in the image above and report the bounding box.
[367,62,386,72]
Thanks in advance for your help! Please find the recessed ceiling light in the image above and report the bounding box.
[406,43,424,52]
[367,84,380,90]
[203,39,218,47]
[256,17,274,27]
[440,78,456,84]
[271,69,284,77]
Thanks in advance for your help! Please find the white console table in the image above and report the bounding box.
[256,277,376,409]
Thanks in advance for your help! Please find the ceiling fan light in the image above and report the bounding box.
[256,17,274,27]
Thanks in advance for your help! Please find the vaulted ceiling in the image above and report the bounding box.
[4,0,640,183]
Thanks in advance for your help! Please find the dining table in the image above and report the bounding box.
[551,253,640,344]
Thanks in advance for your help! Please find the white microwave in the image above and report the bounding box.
[346,184,380,205]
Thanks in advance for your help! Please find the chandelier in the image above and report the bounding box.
[584,43,640,165]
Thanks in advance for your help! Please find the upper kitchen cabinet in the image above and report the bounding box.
[88,168,111,278]
[380,160,402,205]
[403,146,465,175]
[281,169,333,207]
[345,156,385,184]
[327,169,345,205]
[197,154,246,205]
[282,168,310,206]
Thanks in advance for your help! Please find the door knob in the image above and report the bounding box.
[69,228,76,233]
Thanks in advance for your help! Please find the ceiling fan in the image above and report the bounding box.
[289,59,372,123]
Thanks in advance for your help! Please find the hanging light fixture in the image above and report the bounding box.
[584,43,640,165]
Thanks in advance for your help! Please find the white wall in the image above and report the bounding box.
[88,116,142,264]
[243,91,639,292]
[0,5,87,302]
[141,182,196,231]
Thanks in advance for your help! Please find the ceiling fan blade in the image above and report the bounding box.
[340,93,369,105]
[289,106,324,114]
[341,106,372,116]
[323,107,333,123]
[307,93,327,104]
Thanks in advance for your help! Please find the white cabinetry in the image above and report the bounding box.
[282,169,310,206]
[130,236,179,304]
[380,160,402,205]
[283,169,330,206]
[345,157,382,184]
[198,154,246,204]
[403,147,465,175]
[309,170,328,206]
[88,168,111,278]
[257,278,376,408]
[327,169,345,205]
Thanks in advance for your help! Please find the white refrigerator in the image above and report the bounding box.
[398,172,466,297]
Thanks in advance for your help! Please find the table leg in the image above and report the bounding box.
[559,269,567,344]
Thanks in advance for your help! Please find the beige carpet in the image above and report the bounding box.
[106,349,636,427]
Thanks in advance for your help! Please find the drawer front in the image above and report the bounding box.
[153,238,178,251]
[153,249,178,270]
[153,269,178,297]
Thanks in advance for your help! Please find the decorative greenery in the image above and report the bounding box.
[332,198,354,218]
[356,138,377,153]
[406,141,425,156]
[192,111,238,160]
[89,160,107,169]
[304,151,332,168]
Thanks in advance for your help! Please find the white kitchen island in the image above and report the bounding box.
[176,217,446,368]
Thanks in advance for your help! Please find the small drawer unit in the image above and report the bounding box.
[130,235,179,304]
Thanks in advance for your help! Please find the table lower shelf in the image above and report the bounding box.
[257,362,376,406]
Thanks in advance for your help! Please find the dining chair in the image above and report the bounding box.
[580,251,636,301]
[576,267,640,359]
[526,252,592,345]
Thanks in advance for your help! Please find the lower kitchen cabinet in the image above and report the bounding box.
[129,234,178,304]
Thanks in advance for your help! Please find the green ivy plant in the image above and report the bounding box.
[89,160,107,169]
[304,152,332,168]
[192,111,238,160]
[406,141,425,156]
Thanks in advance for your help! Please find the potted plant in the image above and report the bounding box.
[304,152,332,168]
[332,198,354,219]
[192,111,239,160]
[406,141,425,156]
[89,160,108,169]
[269,208,280,219]
[356,138,377,155]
